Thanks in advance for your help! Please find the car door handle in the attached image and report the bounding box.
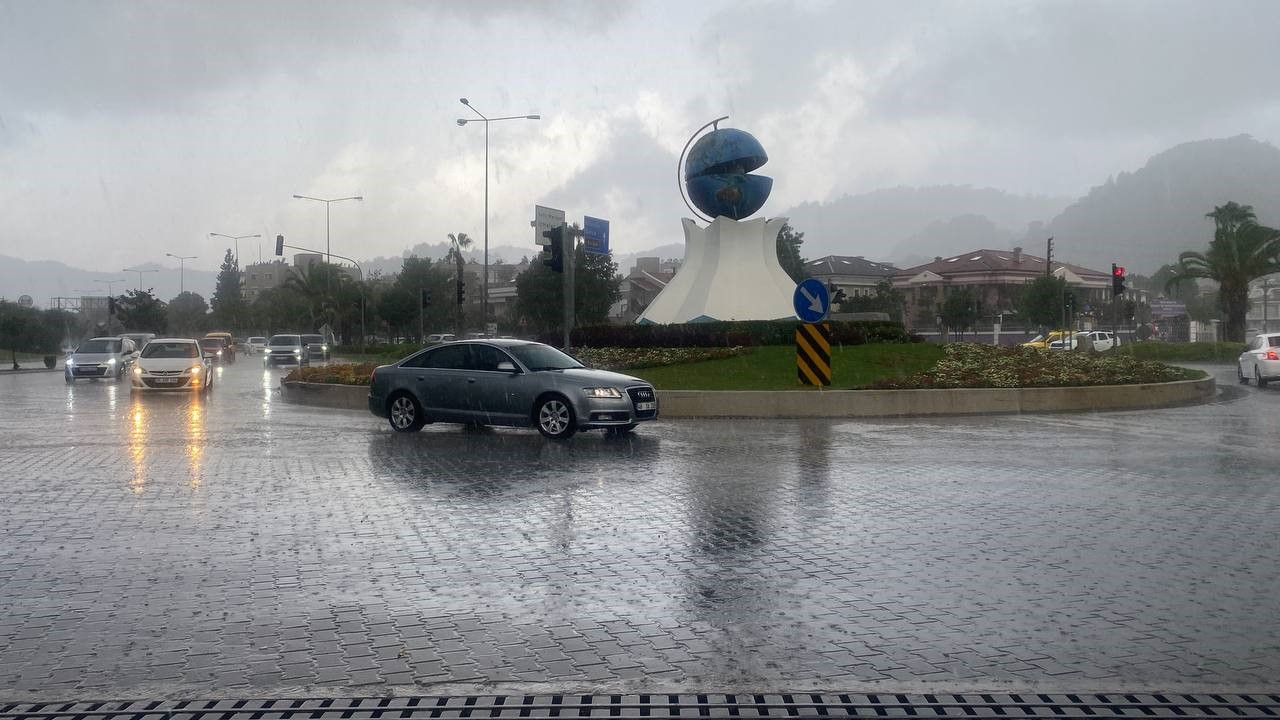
[467,378,477,384]
[416,376,425,381]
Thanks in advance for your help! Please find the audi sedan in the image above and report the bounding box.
[367,340,659,439]
[130,338,213,392]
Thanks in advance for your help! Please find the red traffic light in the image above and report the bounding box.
[1113,265,1126,277]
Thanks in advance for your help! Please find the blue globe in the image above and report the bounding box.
[684,128,772,220]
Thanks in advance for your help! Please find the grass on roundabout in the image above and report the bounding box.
[628,344,944,391]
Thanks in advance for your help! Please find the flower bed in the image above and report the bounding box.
[573,346,750,371]
[285,362,378,386]
[862,343,1195,389]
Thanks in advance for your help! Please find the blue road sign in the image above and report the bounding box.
[583,216,610,255]
[793,278,830,324]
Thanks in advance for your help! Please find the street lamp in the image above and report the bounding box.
[209,232,262,266]
[166,253,197,294]
[121,267,158,292]
[291,195,362,265]
[94,278,126,296]
[457,98,541,331]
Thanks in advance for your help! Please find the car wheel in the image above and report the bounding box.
[535,395,576,440]
[1239,364,1249,384]
[1257,366,1268,388]
[387,392,426,433]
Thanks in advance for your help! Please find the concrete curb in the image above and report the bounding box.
[281,374,1215,418]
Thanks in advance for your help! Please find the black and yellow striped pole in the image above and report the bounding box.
[796,322,832,386]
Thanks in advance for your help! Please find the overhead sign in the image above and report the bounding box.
[17,295,33,308]
[793,277,830,324]
[534,205,565,247]
[1150,299,1188,318]
[583,216,610,255]
[796,322,832,386]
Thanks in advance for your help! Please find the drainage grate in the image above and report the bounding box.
[3,694,1278,720]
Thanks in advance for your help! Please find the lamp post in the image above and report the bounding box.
[122,267,158,292]
[94,278,126,297]
[290,195,362,265]
[457,98,540,332]
[209,232,261,267]
[165,253,197,294]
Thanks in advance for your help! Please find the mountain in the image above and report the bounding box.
[778,186,1072,264]
[1041,135,1280,273]
[0,256,217,309]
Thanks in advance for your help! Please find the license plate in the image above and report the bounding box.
[154,378,179,385]
[636,401,657,411]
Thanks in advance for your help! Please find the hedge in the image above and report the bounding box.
[538,320,918,348]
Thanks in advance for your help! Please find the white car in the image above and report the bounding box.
[246,337,268,354]
[130,338,213,393]
[1077,331,1119,352]
[65,336,138,383]
[1238,332,1280,386]
[425,333,456,344]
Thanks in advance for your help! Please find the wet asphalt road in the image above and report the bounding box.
[0,357,1278,700]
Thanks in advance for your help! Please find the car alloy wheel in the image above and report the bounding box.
[388,393,425,433]
[536,397,576,440]
[1257,366,1268,388]
[1239,364,1249,384]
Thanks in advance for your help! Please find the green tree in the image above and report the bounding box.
[776,223,808,284]
[838,279,905,322]
[514,244,622,335]
[251,287,310,335]
[210,248,248,331]
[115,289,167,333]
[1017,275,1067,330]
[377,286,419,341]
[167,291,209,335]
[392,256,455,339]
[940,288,978,339]
[1169,202,1280,342]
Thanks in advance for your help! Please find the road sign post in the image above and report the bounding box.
[583,216,610,255]
[793,278,832,386]
[793,278,830,324]
[534,205,566,247]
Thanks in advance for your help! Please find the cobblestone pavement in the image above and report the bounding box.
[1,360,1277,700]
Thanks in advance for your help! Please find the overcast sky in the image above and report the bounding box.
[2,0,1279,274]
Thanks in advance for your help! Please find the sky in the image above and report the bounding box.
[2,0,1280,275]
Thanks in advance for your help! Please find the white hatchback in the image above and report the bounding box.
[1238,333,1280,386]
[131,338,214,392]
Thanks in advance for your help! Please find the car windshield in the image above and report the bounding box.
[248,337,265,343]
[507,343,583,371]
[301,335,323,343]
[269,335,300,346]
[1270,337,1280,347]
[76,340,118,354]
[199,339,224,349]
[141,342,198,359]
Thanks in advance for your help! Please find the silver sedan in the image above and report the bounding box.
[367,340,659,439]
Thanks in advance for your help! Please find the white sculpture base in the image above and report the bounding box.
[637,216,795,324]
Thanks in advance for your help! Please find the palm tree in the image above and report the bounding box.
[446,233,472,333]
[1169,203,1280,342]
[284,262,349,329]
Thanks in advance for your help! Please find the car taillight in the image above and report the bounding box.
[1267,350,1278,361]
[370,368,378,383]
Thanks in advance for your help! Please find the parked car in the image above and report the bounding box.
[425,333,456,344]
[1047,332,1085,351]
[367,340,659,439]
[1021,330,1074,350]
[1077,331,1119,352]
[300,333,330,361]
[263,334,310,367]
[130,338,213,393]
[198,336,234,364]
[64,336,137,383]
[246,337,268,354]
[1238,332,1280,386]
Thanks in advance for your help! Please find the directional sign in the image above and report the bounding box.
[17,295,33,308]
[533,205,565,247]
[796,322,832,386]
[583,216,610,255]
[793,277,830,324]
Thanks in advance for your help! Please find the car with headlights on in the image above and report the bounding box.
[262,334,310,367]
[1238,332,1280,386]
[65,336,136,383]
[300,333,330,361]
[367,340,658,439]
[199,336,233,364]
[246,336,267,354]
[130,338,213,392]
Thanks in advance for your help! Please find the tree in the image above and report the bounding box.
[377,287,419,341]
[776,223,809,284]
[939,288,978,339]
[251,287,310,335]
[392,256,455,340]
[838,279,905,322]
[168,292,209,335]
[514,244,622,334]
[1169,202,1280,342]
[1017,275,1067,330]
[114,289,167,333]
[210,248,248,331]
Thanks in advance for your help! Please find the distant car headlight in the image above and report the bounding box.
[583,387,623,399]
[66,358,75,367]
[216,350,222,356]
[322,345,328,351]
[106,358,117,365]
[293,349,302,355]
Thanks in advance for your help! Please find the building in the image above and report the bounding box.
[1246,273,1280,334]
[803,255,896,298]
[892,247,1113,333]
[243,260,291,301]
[612,257,680,324]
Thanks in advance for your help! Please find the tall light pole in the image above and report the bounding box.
[457,98,541,331]
[291,195,362,265]
[166,253,197,294]
[121,267,158,292]
[209,232,262,267]
[94,278,126,296]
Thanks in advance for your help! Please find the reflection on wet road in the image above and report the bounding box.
[0,360,1277,697]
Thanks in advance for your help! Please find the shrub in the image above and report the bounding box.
[1115,341,1242,362]
[574,346,750,371]
[543,320,915,348]
[285,363,379,386]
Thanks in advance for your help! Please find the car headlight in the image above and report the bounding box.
[66,358,75,367]
[293,349,302,355]
[321,345,328,351]
[216,350,222,356]
[189,365,202,374]
[133,367,142,376]
[583,387,623,399]
[106,358,117,365]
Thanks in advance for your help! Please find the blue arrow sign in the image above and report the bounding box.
[793,278,830,323]
[583,216,609,255]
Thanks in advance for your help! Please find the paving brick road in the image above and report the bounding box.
[0,360,1277,700]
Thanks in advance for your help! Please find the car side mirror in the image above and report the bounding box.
[496,361,518,373]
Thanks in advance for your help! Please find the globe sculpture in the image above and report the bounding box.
[684,128,773,220]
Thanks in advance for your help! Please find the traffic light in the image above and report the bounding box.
[1064,291,1076,313]
[420,288,432,308]
[1112,263,1127,297]
[275,234,284,256]
[456,279,466,305]
[826,281,847,307]
[541,226,564,273]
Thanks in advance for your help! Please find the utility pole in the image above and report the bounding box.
[563,225,577,351]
